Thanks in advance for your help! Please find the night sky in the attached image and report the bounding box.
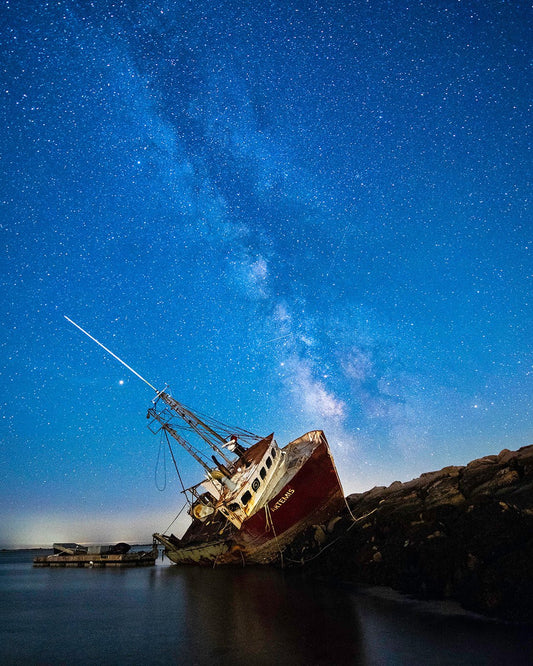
[1,1,531,547]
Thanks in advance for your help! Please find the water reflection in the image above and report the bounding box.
[162,566,365,665]
[157,565,533,666]
[1,552,532,665]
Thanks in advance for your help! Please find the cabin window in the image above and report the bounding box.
[272,448,277,458]
[266,456,272,469]
[241,491,252,506]
[252,478,261,492]
[260,467,266,480]
[228,503,239,513]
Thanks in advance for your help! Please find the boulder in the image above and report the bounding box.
[292,444,533,622]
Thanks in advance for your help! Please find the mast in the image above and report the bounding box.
[155,392,233,466]
[64,316,236,467]
[147,408,212,474]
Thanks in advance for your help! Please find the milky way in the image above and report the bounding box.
[1,0,531,546]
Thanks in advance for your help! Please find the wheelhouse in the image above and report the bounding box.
[192,434,284,529]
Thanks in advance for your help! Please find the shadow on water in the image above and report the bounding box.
[163,565,365,665]
[1,551,533,665]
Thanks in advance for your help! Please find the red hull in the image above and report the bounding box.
[236,433,345,562]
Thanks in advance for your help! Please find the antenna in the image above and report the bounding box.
[64,316,158,392]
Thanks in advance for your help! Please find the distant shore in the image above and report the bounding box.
[0,546,52,553]
[0,543,154,552]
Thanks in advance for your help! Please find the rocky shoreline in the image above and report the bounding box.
[289,445,533,622]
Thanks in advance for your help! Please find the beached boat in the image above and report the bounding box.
[65,317,346,566]
[149,392,345,565]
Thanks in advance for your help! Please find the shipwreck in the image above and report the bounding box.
[65,317,346,566]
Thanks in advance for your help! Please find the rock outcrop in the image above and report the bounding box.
[290,445,533,622]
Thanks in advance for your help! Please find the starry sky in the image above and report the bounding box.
[1,0,531,547]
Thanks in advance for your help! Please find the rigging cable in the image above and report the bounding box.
[159,431,192,534]
[164,430,190,505]
[154,434,167,491]
[162,502,188,535]
[264,503,285,569]
[284,507,379,566]
[164,399,262,442]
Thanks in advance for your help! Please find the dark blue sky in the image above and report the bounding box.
[1,0,531,546]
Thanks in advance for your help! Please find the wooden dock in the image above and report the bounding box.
[33,550,157,568]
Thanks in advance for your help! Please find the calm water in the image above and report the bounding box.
[1,550,532,665]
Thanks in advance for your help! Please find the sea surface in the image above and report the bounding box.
[1,549,532,665]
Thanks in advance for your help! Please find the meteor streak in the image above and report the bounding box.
[64,316,158,392]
